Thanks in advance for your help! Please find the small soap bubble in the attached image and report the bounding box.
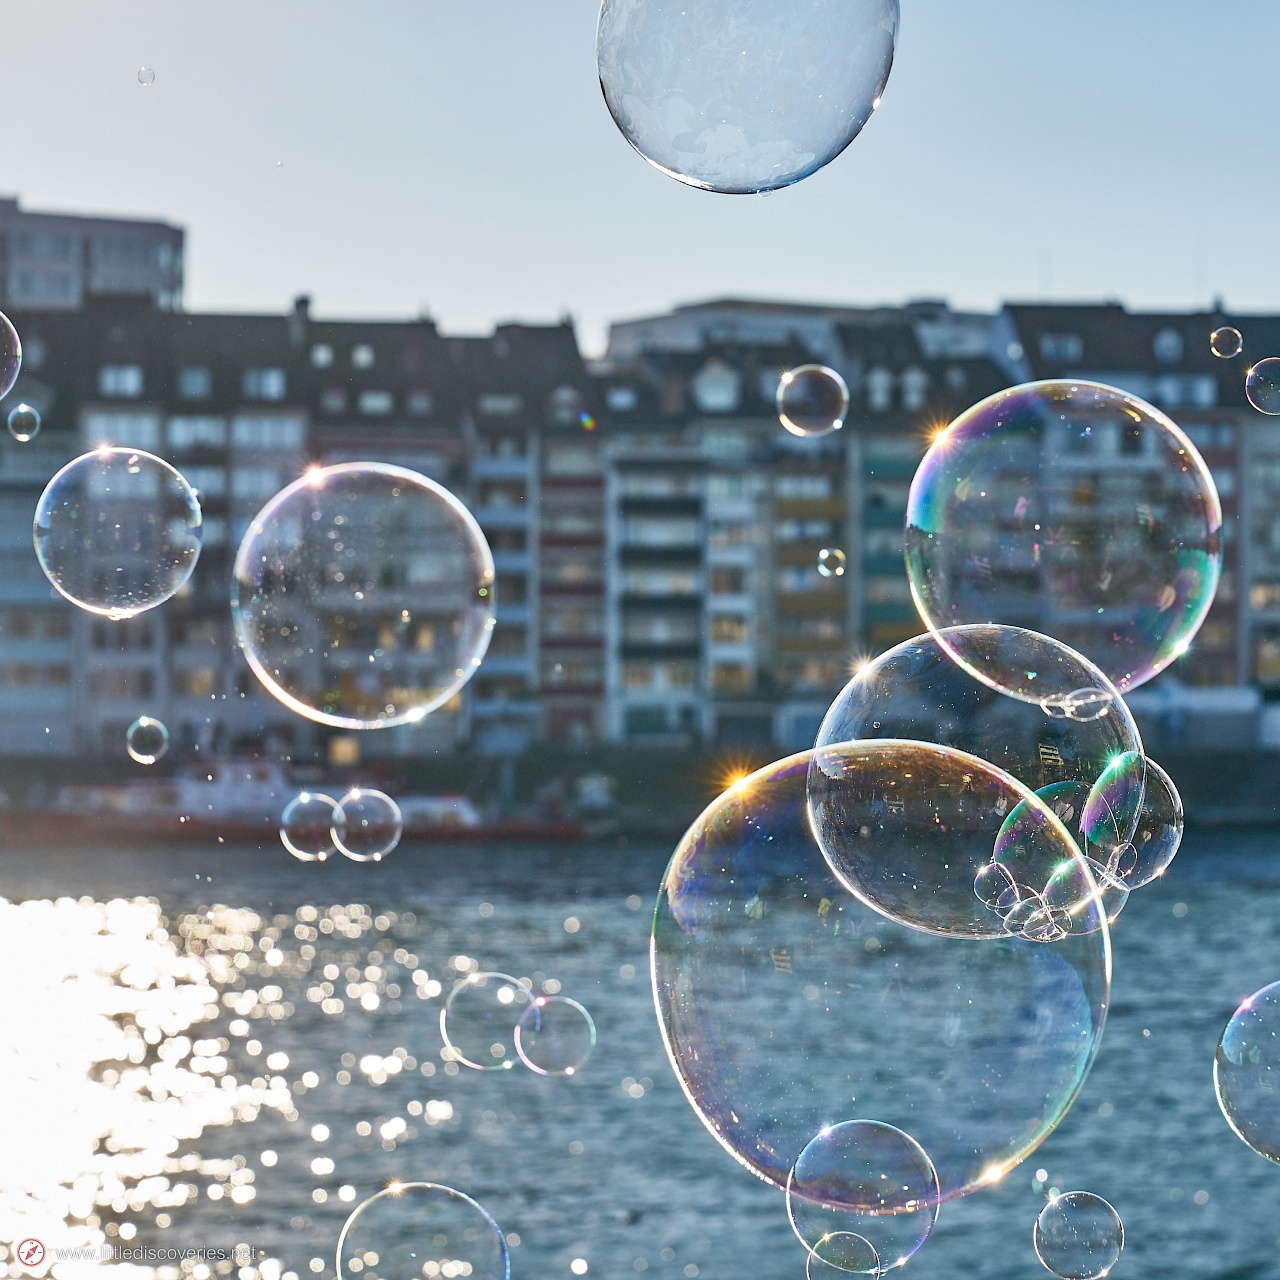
[6,403,40,442]
[597,0,898,195]
[333,788,403,862]
[1033,1192,1124,1280]
[441,972,532,1071]
[1216,980,1280,1163]
[514,995,597,1077]
[1246,359,1280,415]
[0,311,21,400]
[787,1120,938,1273]
[279,792,345,863]
[337,1182,510,1280]
[34,447,202,619]
[1210,326,1243,359]
[817,548,847,578]
[138,67,155,86]
[125,716,169,765]
[805,1235,880,1278]
[778,366,850,438]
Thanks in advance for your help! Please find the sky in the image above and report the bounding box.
[0,1,1274,353]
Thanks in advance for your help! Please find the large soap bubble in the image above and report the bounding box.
[232,462,495,729]
[337,1182,510,1280]
[1215,980,1280,1163]
[34,447,203,619]
[905,381,1222,694]
[787,1120,939,1274]
[596,0,898,195]
[778,366,850,438]
[654,753,1110,1205]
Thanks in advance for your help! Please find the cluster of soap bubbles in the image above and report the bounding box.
[280,788,404,863]
[1211,323,1280,419]
[655,376,1215,1272]
[442,970,596,1078]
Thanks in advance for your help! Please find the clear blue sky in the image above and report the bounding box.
[1,1,1273,352]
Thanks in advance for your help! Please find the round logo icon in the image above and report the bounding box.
[17,1240,46,1269]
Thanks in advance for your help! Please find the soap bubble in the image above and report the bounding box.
[597,0,898,195]
[1246,358,1280,415]
[906,381,1222,693]
[1111,757,1183,889]
[34,448,202,619]
[809,738,1094,939]
[7,403,40,442]
[778,366,851,438]
[818,548,848,578]
[138,67,155,85]
[337,1182,510,1280]
[279,792,345,863]
[1079,752,1147,867]
[1215,979,1280,1163]
[805,1234,880,1278]
[333,788,403,862]
[125,716,169,765]
[0,312,20,400]
[787,1120,938,1274]
[1033,1192,1124,1280]
[654,752,1110,1204]
[441,971,532,1071]
[1210,327,1243,359]
[514,995,597,1076]
[232,462,495,729]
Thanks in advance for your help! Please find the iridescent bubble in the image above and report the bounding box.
[1033,1192,1124,1280]
[596,0,898,195]
[138,67,155,86]
[787,1120,938,1274]
[654,752,1110,1204]
[906,381,1222,693]
[336,1182,510,1280]
[1246,358,1280,415]
[1215,980,1280,1163]
[514,995,597,1077]
[1112,757,1183,889]
[806,1235,881,1278]
[34,448,202,619]
[1079,752,1147,869]
[809,738,1090,939]
[231,462,495,729]
[279,791,345,863]
[0,312,20,400]
[441,971,532,1071]
[778,366,851,438]
[333,788,403,862]
[818,548,848,578]
[1210,326,1243,359]
[125,716,169,766]
[6,403,40,443]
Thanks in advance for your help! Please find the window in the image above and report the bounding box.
[232,415,304,449]
[174,667,217,697]
[776,475,832,500]
[310,343,334,368]
[691,359,741,414]
[98,365,144,398]
[544,554,599,585]
[864,527,905,557]
[712,663,752,694]
[706,474,753,502]
[623,662,655,690]
[407,390,433,416]
[777,518,837,542]
[866,367,893,411]
[708,522,754,548]
[622,474,697,498]
[83,412,160,449]
[358,390,394,415]
[479,393,522,415]
[709,567,747,594]
[867,578,913,603]
[182,466,227,497]
[352,344,375,369]
[179,367,212,399]
[711,615,749,644]
[1253,583,1280,610]
[242,368,287,401]
[1153,328,1184,364]
[1039,333,1084,363]
[168,416,226,449]
[607,386,638,412]
[320,388,347,414]
[231,468,282,500]
[623,569,698,596]
[901,367,929,411]
[622,518,700,547]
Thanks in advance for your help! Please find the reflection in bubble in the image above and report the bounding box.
[906,381,1222,693]
[125,715,169,765]
[597,0,898,195]
[336,1181,510,1280]
[514,994,596,1077]
[1210,326,1243,359]
[441,971,532,1071]
[232,462,495,729]
[1033,1192,1123,1280]
[655,752,1110,1204]
[787,1120,938,1273]
[6,403,40,442]
[334,789,403,863]
[34,447,202,619]
[778,366,851,438]
[1246,359,1280,415]
[1216,980,1280,1163]
[0,312,20,400]
[279,792,345,863]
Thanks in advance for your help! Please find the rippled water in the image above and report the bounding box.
[2,833,1280,1280]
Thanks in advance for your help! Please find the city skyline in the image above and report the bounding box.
[1,2,1277,352]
